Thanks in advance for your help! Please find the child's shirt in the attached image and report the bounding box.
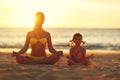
[70,46,86,63]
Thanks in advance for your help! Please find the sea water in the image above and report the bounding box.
[0,28,120,51]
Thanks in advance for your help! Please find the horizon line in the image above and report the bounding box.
[0,27,120,29]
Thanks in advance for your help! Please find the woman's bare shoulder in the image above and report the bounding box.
[27,31,35,34]
[26,31,34,37]
[43,30,50,36]
[43,30,50,34]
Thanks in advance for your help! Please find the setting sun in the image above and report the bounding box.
[0,0,120,28]
[0,1,120,77]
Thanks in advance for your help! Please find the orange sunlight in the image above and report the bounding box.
[10,13,34,28]
[0,0,120,28]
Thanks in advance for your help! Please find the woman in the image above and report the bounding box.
[12,12,62,65]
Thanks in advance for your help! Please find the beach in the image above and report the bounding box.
[0,0,120,79]
[0,50,120,80]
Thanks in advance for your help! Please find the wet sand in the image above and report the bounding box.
[0,50,120,80]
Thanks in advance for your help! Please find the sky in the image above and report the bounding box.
[0,0,120,28]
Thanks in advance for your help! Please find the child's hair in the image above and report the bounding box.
[72,33,82,41]
[69,33,85,47]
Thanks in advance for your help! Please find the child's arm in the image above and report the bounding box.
[86,54,94,59]
[80,47,86,60]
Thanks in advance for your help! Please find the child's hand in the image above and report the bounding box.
[66,55,70,58]
[12,51,18,57]
[87,54,94,59]
[57,51,63,56]
[90,54,94,59]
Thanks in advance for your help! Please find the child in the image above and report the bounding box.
[67,33,93,65]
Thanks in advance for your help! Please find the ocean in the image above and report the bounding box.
[0,28,120,51]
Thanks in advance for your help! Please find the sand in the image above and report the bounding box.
[0,50,120,80]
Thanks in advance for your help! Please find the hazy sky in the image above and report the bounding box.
[0,0,120,28]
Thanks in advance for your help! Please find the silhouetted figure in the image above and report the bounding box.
[12,12,62,65]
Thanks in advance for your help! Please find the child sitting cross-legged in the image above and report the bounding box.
[67,33,94,65]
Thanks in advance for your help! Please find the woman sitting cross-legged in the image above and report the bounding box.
[12,12,62,65]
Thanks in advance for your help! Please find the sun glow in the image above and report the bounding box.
[0,0,120,28]
[10,13,34,28]
[4,0,62,28]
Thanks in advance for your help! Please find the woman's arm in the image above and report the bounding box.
[15,32,30,55]
[47,32,58,54]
